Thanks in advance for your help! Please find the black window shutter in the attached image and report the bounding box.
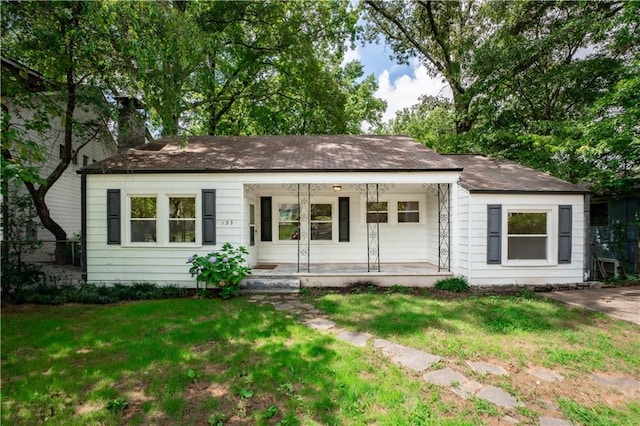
[558,205,572,264]
[338,197,350,242]
[260,197,272,241]
[487,204,502,264]
[202,189,216,245]
[107,189,121,244]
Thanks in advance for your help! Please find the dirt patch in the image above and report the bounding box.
[75,401,103,416]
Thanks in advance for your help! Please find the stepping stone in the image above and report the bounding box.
[303,318,336,331]
[466,361,509,376]
[273,303,296,311]
[451,380,484,399]
[476,385,521,408]
[373,338,394,349]
[539,416,572,426]
[528,368,564,382]
[592,374,640,390]
[380,344,441,372]
[336,330,372,347]
[423,368,468,386]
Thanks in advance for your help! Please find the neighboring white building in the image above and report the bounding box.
[2,57,117,260]
[79,135,588,288]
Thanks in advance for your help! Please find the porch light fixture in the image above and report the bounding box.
[332,185,342,192]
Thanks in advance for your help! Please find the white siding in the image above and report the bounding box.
[86,174,243,283]
[465,193,585,285]
[5,97,116,242]
[452,187,470,278]
[86,176,451,284]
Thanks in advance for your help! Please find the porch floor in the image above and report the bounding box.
[252,262,442,275]
[249,262,451,287]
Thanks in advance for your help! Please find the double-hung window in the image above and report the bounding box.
[366,201,388,223]
[276,202,334,241]
[507,212,547,260]
[310,204,332,240]
[169,197,196,243]
[278,203,300,240]
[130,196,157,242]
[397,201,419,223]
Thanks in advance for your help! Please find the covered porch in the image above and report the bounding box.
[242,179,455,286]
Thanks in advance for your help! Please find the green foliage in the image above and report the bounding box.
[434,276,470,293]
[365,0,639,195]
[375,95,456,150]
[559,399,640,426]
[187,243,251,298]
[108,0,382,136]
[105,398,128,414]
[2,281,186,305]
[208,412,228,426]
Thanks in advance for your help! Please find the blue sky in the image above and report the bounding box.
[345,41,452,124]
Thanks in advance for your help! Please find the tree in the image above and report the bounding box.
[2,1,114,263]
[467,0,633,190]
[110,0,383,136]
[376,95,455,150]
[362,0,478,134]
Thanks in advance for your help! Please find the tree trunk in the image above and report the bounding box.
[452,87,472,134]
[26,187,68,264]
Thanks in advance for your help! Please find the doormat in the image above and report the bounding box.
[253,264,278,270]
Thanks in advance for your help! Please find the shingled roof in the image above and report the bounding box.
[80,135,462,173]
[444,154,587,193]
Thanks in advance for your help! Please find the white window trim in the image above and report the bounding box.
[124,192,201,247]
[273,197,338,243]
[397,200,420,224]
[362,194,425,225]
[167,194,198,246]
[502,205,558,266]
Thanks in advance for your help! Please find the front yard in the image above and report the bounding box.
[2,291,639,425]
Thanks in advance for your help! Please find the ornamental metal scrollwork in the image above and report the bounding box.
[437,183,451,272]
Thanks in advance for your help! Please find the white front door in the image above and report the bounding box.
[246,201,258,266]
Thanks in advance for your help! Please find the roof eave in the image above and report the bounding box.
[467,189,589,195]
[78,167,464,175]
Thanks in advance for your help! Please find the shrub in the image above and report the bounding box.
[5,282,186,305]
[434,276,470,293]
[187,243,252,298]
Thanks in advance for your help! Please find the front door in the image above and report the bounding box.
[246,202,258,266]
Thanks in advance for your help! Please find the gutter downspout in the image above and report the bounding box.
[584,192,591,281]
[81,173,87,282]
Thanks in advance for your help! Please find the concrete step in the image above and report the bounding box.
[241,278,301,294]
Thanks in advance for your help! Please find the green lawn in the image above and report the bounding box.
[2,293,639,425]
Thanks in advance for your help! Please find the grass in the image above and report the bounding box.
[2,292,639,425]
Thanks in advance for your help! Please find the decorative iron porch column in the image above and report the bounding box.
[297,183,311,273]
[366,183,381,272]
[437,183,451,272]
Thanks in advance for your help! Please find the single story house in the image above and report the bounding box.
[78,135,588,288]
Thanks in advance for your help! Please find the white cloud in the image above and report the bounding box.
[341,46,360,67]
[375,63,452,122]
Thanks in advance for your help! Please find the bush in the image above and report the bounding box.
[1,261,45,300]
[187,243,252,298]
[5,282,186,305]
[434,276,470,293]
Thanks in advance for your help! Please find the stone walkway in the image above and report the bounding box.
[247,295,598,425]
